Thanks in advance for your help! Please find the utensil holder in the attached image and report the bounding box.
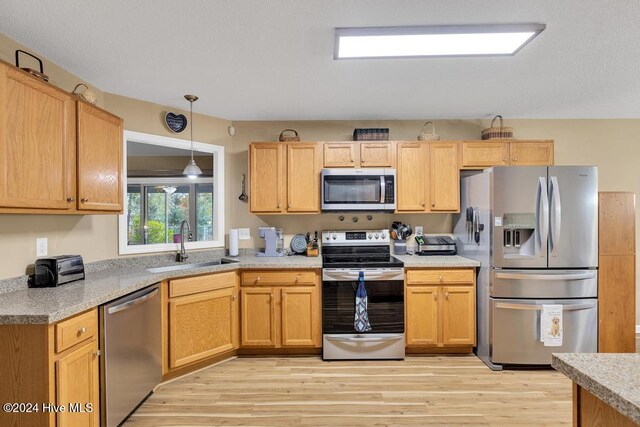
[393,240,407,255]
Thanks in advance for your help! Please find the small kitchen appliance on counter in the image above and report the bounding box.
[415,235,457,255]
[256,227,285,257]
[321,229,405,360]
[29,255,85,287]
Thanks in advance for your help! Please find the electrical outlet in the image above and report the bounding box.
[238,228,251,240]
[415,226,424,236]
[36,238,48,257]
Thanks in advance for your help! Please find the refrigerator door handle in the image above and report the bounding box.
[549,176,562,256]
[495,301,597,311]
[536,176,549,257]
[495,271,597,281]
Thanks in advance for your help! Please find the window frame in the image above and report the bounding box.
[118,130,225,255]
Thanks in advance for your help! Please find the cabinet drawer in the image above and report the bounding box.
[241,270,317,286]
[55,309,98,353]
[406,269,474,285]
[169,271,236,298]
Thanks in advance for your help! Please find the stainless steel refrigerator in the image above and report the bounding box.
[454,166,598,370]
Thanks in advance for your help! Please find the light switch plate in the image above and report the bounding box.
[238,228,251,240]
[36,238,48,257]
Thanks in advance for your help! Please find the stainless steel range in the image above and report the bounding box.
[321,229,405,360]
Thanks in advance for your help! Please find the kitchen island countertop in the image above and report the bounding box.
[552,353,640,425]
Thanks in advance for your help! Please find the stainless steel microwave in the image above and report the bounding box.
[321,168,396,212]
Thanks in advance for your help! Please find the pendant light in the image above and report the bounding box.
[183,94,202,178]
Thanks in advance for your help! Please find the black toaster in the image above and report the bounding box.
[29,255,85,287]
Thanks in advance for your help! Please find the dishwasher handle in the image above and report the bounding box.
[108,288,159,314]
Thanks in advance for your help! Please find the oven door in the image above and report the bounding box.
[322,268,404,334]
[321,169,395,211]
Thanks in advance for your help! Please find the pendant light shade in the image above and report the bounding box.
[183,159,202,178]
[183,94,202,179]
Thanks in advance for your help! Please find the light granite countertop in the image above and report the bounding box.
[552,353,640,424]
[395,254,480,268]
[0,251,477,325]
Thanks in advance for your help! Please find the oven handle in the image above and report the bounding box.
[325,334,403,343]
[380,176,385,204]
[323,270,404,281]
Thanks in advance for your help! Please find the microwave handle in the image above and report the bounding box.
[380,176,385,204]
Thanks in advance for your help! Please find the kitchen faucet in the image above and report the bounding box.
[175,219,192,262]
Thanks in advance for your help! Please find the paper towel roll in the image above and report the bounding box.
[229,229,239,256]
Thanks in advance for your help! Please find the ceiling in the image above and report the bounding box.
[1,1,639,120]
[127,141,209,157]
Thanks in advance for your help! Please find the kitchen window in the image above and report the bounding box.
[118,131,225,254]
[126,181,214,245]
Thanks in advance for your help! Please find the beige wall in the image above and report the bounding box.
[231,119,640,322]
[1,31,638,323]
[0,34,232,279]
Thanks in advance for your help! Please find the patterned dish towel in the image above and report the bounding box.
[354,271,372,332]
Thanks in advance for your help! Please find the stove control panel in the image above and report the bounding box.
[322,229,390,245]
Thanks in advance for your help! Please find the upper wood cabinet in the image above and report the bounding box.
[249,143,283,213]
[396,142,428,212]
[359,142,393,167]
[287,143,320,212]
[429,142,459,212]
[323,142,393,167]
[461,140,554,169]
[249,142,320,214]
[76,102,123,211]
[396,141,459,213]
[323,142,356,167]
[0,62,75,211]
[509,141,554,165]
[461,141,509,168]
[0,61,124,214]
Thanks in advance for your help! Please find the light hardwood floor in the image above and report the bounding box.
[126,356,573,426]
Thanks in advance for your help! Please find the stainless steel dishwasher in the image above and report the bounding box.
[100,283,161,427]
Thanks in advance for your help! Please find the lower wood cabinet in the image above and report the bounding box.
[240,270,321,348]
[56,340,100,427]
[166,272,239,371]
[0,308,100,427]
[406,268,476,351]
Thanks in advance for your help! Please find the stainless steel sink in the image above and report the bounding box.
[146,259,237,273]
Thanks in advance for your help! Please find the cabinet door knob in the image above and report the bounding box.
[277,202,281,208]
[81,198,89,203]
[445,291,450,299]
[439,274,443,282]
[361,158,365,163]
[421,202,426,207]
[512,158,517,162]
[432,203,436,208]
[231,294,237,301]
[67,197,75,203]
[78,327,87,335]
[255,276,261,282]
[503,157,507,162]
[288,203,292,208]
[432,293,437,301]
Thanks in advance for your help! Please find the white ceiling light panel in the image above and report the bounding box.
[335,24,545,59]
